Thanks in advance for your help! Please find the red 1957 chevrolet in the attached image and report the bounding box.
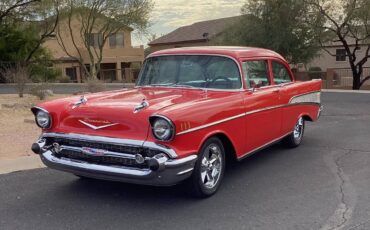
[31,47,322,197]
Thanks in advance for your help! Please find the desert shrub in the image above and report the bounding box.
[0,64,30,97]
[308,67,323,79]
[30,83,52,100]
[58,75,71,83]
[84,78,106,93]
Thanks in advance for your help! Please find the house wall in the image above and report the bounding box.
[307,45,370,71]
[42,16,144,82]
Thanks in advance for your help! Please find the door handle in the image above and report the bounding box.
[272,88,280,93]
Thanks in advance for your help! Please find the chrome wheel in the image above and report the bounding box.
[200,144,222,189]
[187,137,225,197]
[293,117,304,139]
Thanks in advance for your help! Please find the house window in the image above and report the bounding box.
[336,49,346,61]
[109,33,124,48]
[87,33,103,47]
[65,67,77,82]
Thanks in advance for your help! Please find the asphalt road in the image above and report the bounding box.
[1,92,370,230]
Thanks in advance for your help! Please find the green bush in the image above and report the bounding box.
[58,75,71,83]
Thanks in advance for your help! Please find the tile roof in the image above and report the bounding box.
[148,16,241,46]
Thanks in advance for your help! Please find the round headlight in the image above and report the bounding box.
[36,110,51,128]
[151,117,174,141]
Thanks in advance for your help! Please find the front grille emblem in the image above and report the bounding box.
[79,120,118,130]
[81,147,108,156]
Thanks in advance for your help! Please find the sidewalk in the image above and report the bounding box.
[0,156,44,175]
[322,89,370,93]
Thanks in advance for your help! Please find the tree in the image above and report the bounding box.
[216,0,320,64]
[0,0,60,63]
[23,0,61,62]
[56,0,153,79]
[0,63,29,97]
[0,0,40,23]
[305,0,370,90]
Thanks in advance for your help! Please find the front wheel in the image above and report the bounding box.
[282,117,305,148]
[186,137,225,198]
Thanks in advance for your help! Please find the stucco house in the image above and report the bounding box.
[43,16,144,83]
[148,16,240,53]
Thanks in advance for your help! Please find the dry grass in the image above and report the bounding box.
[0,94,69,160]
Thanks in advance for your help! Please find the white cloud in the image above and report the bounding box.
[132,0,245,46]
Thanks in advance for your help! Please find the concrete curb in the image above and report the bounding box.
[0,156,45,175]
[322,89,370,94]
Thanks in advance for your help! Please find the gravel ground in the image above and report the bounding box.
[0,94,69,160]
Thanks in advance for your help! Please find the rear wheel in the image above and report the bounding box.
[187,137,225,198]
[282,117,305,148]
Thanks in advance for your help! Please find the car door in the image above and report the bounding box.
[241,59,282,157]
[270,59,296,135]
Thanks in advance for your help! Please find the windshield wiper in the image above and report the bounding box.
[170,84,195,88]
[141,83,174,87]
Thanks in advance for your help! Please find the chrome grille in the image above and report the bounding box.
[47,137,161,157]
[44,137,164,169]
[58,149,148,168]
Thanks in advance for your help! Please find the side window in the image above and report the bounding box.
[242,60,270,88]
[272,61,292,84]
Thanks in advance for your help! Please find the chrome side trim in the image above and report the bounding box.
[245,104,284,116]
[41,132,178,159]
[238,132,292,160]
[289,91,321,104]
[176,91,321,136]
[177,113,245,135]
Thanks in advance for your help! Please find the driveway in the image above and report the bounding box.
[0,92,369,230]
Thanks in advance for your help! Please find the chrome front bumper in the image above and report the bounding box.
[40,151,197,186]
[35,133,198,186]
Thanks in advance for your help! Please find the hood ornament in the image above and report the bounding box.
[72,95,87,109]
[134,98,149,113]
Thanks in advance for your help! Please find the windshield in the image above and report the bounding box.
[137,55,242,90]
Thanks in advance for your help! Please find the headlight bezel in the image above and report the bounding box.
[31,107,52,129]
[149,115,175,141]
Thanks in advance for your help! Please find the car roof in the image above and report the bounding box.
[148,46,287,61]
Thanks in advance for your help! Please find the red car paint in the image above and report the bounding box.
[35,47,322,160]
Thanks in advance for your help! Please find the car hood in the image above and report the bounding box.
[40,87,207,140]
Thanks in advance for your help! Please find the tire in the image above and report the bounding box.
[186,137,226,198]
[282,117,305,148]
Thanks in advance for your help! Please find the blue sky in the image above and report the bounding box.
[132,0,245,46]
